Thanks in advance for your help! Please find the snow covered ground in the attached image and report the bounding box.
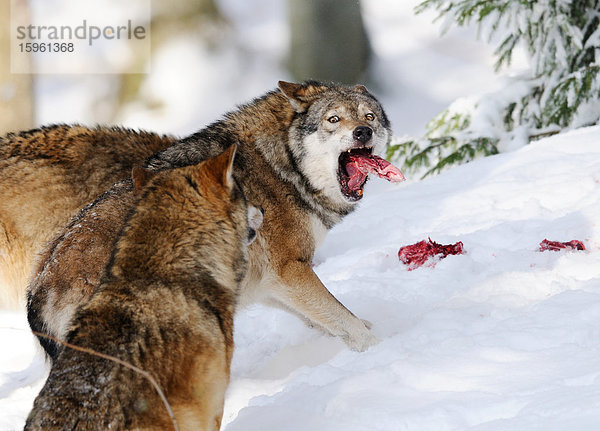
[3,126,599,430]
[222,126,600,430]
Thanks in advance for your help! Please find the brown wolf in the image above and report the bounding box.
[0,125,175,309]
[14,81,394,351]
[25,146,260,431]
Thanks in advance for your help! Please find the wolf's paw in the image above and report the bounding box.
[344,320,380,352]
[346,331,380,352]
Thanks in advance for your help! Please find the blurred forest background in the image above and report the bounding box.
[3,0,597,175]
[1,0,377,134]
[1,0,501,138]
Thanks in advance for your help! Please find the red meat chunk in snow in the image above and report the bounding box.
[539,239,585,252]
[398,238,464,270]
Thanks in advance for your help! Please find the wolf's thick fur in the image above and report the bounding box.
[0,125,175,308]
[17,81,391,351]
[25,147,250,431]
[27,180,138,359]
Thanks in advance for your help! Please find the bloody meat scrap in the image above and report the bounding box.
[398,238,464,270]
[539,239,585,252]
[340,150,405,199]
[346,152,405,184]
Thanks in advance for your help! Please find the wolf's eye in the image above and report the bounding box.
[365,113,375,121]
[327,115,340,123]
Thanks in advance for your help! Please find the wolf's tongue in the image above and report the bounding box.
[346,163,368,190]
[346,153,405,186]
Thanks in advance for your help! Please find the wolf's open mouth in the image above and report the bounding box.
[338,147,405,201]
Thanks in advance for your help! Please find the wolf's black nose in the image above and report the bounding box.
[353,126,373,143]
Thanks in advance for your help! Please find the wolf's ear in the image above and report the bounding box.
[132,166,153,192]
[353,84,369,94]
[278,81,327,113]
[202,144,236,191]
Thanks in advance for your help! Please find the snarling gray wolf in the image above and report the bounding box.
[2,81,397,352]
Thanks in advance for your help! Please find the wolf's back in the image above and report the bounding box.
[0,124,175,308]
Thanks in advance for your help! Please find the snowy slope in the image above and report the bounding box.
[223,126,600,430]
[2,127,600,430]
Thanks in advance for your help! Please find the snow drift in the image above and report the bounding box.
[224,126,600,430]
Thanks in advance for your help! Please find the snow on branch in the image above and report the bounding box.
[389,0,600,178]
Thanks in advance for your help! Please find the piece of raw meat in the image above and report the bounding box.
[398,238,464,270]
[539,239,585,251]
[339,149,405,200]
[346,152,405,184]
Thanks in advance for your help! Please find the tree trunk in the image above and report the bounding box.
[0,0,34,135]
[288,0,371,84]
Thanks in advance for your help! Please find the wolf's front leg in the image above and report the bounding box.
[273,260,380,352]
